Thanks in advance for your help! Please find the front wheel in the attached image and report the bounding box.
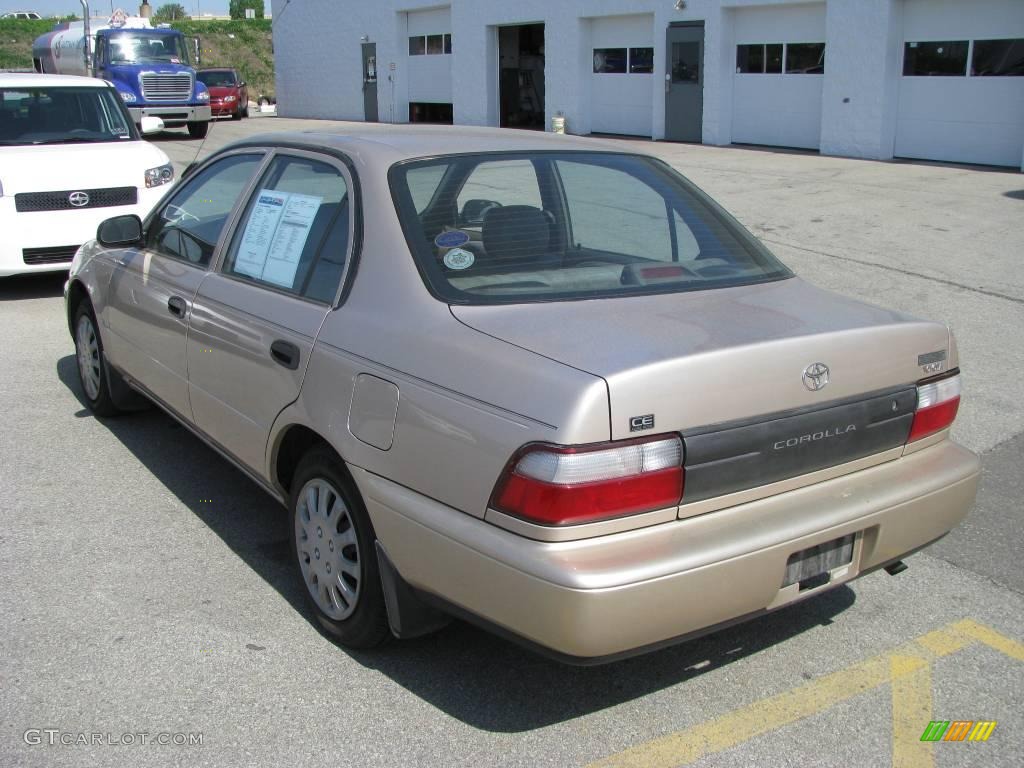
[289,449,390,649]
[73,302,119,417]
[187,121,209,139]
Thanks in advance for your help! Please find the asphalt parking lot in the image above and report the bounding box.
[2,117,1022,768]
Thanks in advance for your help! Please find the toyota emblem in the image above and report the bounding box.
[802,362,830,391]
[68,191,90,207]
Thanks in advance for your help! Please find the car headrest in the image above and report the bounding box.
[481,205,550,265]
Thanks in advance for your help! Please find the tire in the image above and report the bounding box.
[289,448,390,649]
[242,104,249,118]
[72,301,120,417]
[187,121,209,139]
[231,108,242,121]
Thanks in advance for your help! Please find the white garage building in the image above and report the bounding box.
[271,0,1024,170]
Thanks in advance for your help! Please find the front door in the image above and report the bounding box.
[361,42,378,122]
[664,23,704,142]
[102,152,265,420]
[186,151,354,476]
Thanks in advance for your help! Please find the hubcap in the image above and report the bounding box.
[75,314,101,401]
[295,478,361,620]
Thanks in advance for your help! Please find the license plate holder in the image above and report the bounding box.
[782,534,855,589]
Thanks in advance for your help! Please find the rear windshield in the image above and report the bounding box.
[389,151,791,304]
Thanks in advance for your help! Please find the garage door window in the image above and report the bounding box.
[785,43,825,74]
[971,39,1024,77]
[593,48,627,74]
[736,44,783,74]
[409,34,452,56]
[903,41,968,76]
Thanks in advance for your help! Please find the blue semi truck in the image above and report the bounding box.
[32,9,212,138]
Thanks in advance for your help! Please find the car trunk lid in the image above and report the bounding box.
[453,277,951,501]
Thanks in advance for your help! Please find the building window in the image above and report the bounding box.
[736,44,783,74]
[593,48,627,74]
[903,41,969,76]
[409,34,452,56]
[785,43,825,73]
[409,102,453,124]
[629,47,654,74]
[971,38,1024,76]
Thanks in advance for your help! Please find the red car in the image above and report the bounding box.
[197,68,249,120]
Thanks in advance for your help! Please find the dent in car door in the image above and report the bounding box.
[185,151,354,475]
[103,153,266,420]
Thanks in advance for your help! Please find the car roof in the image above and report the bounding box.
[230,125,631,165]
[0,73,110,89]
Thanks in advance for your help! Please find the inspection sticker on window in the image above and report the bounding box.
[234,189,322,288]
[443,247,474,270]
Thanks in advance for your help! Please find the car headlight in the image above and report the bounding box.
[144,163,174,189]
[119,91,137,103]
[223,95,237,102]
[197,91,210,101]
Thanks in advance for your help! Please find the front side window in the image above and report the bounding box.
[222,155,351,303]
[390,152,791,305]
[0,86,135,145]
[903,41,969,76]
[147,154,263,267]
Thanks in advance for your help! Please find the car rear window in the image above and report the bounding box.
[389,151,791,304]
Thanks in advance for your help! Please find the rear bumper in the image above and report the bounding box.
[127,105,211,125]
[355,438,980,661]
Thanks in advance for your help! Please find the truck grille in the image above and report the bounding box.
[140,72,193,102]
[15,187,138,213]
[23,245,79,265]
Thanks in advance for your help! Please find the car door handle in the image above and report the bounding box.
[167,296,187,318]
[270,340,300,370]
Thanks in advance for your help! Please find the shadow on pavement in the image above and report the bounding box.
[1,272,67,301]
[57,353,856,733]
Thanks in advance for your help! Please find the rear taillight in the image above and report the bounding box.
[909,372,961,442]
[490,435,684,526]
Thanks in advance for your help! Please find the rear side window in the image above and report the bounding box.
[389,152,791,304]
[222,154,350,303]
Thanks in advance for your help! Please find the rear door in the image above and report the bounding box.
[102,152,266,420]
[186,150,354,475]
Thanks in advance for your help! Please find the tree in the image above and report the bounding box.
[153,4,189,23]
[229,0,265,19]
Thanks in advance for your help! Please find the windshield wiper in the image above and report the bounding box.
[31,137,110,145]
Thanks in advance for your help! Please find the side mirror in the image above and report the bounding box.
[139,115,164,135]
[97,215,144,248]
[238,81,246,87]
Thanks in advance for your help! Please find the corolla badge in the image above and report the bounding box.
[68,191,90,208]
[802,362,830,391]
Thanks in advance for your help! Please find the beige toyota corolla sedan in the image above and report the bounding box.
[65,128,980,663]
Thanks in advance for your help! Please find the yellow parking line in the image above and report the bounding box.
[890,655,933,768]
[586,619,1021,768]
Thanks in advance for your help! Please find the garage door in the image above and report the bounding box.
[731,3,825,150]
[589,15,654,137]
[407,8,453,109]
[895,0,1024,167]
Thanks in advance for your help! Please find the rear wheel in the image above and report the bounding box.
[187,121,209,139]
[73,302,119,417]
[289,449,389,648]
